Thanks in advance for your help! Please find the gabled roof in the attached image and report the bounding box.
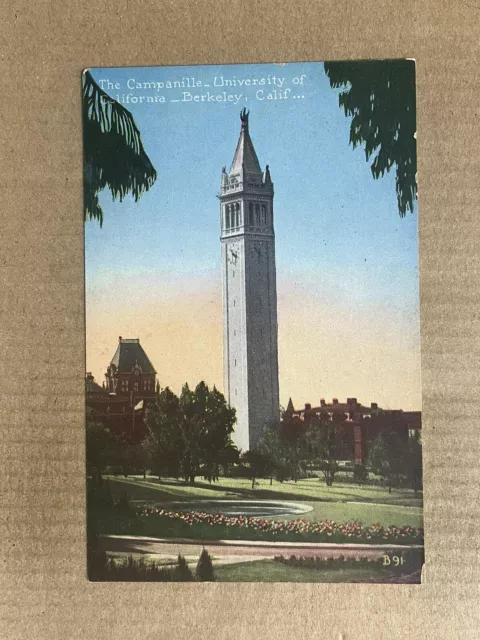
[110,337,157,374]
[230,109,262,175]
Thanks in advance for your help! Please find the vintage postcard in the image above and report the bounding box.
[84,60,423,583]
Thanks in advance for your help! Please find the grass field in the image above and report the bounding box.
[214,560,395,583]
[102,475,423,529]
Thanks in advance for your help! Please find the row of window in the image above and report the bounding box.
[119,379,153,393]
[224,202,268,230]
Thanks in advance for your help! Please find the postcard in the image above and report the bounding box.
[84,59,423,583]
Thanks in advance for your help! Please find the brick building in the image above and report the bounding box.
[86,336,158,442]
[285,397,421,465]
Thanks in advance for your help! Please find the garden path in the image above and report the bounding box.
[100,534,423,567]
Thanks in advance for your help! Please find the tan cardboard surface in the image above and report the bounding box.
[1,0,479,637]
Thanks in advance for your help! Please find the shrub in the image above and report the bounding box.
[273,549,424,576]
[196,548,216,582]
[353,464,369,484]
[173,554,194,581]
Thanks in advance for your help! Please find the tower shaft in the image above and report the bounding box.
[219,111,279,451]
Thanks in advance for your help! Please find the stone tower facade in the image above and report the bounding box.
[219,109,280,451]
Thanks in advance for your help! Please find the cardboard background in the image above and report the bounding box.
[1,0,479,637]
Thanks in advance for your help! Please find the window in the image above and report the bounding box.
[255,203,260,226]
[235,202,240,227]
[143,379,151,392]
[225,205,230,230]
[121,379,129,392]
[261,204,266,226]
[134,382,139,392]
[249,203,254,226]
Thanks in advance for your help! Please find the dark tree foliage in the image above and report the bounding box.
[280,412,309,482]
[82,70,157,226]
[307,414,341,487]
[144,387,185,479]
[241,449,273,489]
[86,407,119,483]
[145,382,238,484]
[196,548,216,582]
[259,421,287,483]
[408,431,423,492]
[173,554,195,582]
[324,59,417,217]
[368,428,409,491]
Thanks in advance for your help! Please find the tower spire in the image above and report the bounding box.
[230,110,262,175]
[240,108,249,130]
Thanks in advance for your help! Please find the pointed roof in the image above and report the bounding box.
[230,109,262,175]
[110,337,157,374]
[286,398,295,413]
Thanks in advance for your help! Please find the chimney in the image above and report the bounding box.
[347,397,357,406]
[332,398,338,405]
[320,398,326,407]
[305,403,311,411]
[371,402,378,410]
[119,336,123,342]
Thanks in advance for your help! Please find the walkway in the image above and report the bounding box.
[100,534,422,567]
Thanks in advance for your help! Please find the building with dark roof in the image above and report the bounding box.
[106,336,156,396]
[86,337,158,443]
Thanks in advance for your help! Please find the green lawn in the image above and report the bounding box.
[104,475,423,529]
[107,475,422,506]
[214,560,399,583]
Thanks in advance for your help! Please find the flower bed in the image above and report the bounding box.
[136,506,424,545]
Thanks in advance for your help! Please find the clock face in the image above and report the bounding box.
[133,368,140,376]
[229,247,238,265]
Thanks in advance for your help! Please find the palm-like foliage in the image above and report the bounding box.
[324,59,417,217]
[82,70,157,226]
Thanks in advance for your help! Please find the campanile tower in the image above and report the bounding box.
[219,109,280,451]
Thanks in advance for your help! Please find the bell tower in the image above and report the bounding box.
[219,109,280,451]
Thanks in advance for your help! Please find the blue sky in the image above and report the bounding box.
[85,61,421,410]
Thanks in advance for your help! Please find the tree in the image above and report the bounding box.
[180,382,238,483]
[259,421,288,484]
[82,70,157,226]
[241,449,272,489]
[145,387,185,478]
[307,416,340,487]
[324,59,416,217]
[407,431,423,492]
[368,428,409,492]
[196,548,216,582]
[178,383,203,484]
[173,555,194,582]
[279,412,308,482]
[145,382,237,485]
[86,407,117,483]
